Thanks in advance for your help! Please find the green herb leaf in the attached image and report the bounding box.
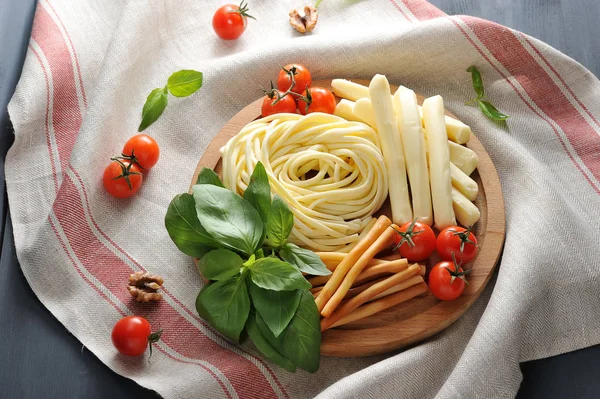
[466,66,510,121]
[192,184,263,257]
[196,167,225,187]
[246,311,296,372]
[243,162,271,226]
[198,248,243,281]
[477,100,510,121]
[167,70,203,98]
[165,193,220,258]
[467,66,484,99]
[266,195,294,248]
[249,283,301,337]
[138,87,168,132]
[256,291,321,373]
[249,258,311,291]
[196,274,250,343]
[280,243,331,276]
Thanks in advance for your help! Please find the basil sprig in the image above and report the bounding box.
[165,162,331,373]
[138,69,203,132]
[466,66,509,121]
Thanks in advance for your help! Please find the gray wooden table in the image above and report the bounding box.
[1,1,599,398]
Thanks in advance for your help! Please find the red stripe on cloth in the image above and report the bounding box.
[49,215,233,399]
[388,0,414,22]
[53,175,277,398]
[400,0,445,20]
[522,35,600,131]
[449,18,600,195]
[460,17,600,186]
[30,4,80,174]
[48,214,124,315]
[44,0,88,108]
[28,43,59,194]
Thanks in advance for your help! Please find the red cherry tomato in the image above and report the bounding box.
[112,316,161,357]
[212,2,254,40]
[297,87,336,115]
[103,160,143,199]
[393,219,436,262]
[429,260,469,301]
[277,64,312,95]
[261,92,297,117]
[122,134,160,170]
[436,226,478,264]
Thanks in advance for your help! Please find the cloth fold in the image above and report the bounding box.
[6,0,600,398]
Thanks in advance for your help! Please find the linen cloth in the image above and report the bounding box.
[6,0,600,397]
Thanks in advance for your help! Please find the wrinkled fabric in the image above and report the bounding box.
[7,1,600,398]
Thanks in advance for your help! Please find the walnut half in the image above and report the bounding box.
[289,5,318,33]
[128,271,164,302]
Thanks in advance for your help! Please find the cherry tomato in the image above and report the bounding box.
[122,134,160,170]
[261,92,297,117]
[429,260,470,301]
[212,1,254,40]
[393,219,436,262]
[103,160,143,198]
[436,226,478,264]
[297,87,336,115]
[112,316,161,357]
[277,64,312,95]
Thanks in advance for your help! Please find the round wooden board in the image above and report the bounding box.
[191,80,505,357]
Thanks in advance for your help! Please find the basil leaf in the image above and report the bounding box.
[165,194,220,258]
[167,70,203,98]
[467,66,484,99]
[198,248,243,281]
[243,162,271,225]
[279,243,331,276]
[246,311,296,372]
[192,184,263,257]
[257,291,321,373]
[478,100,510,121]
[265,195,294,248]
[138,87,168,132]
[196,167,225,187]
[249,283,301,337]
[255,248,265,259]
[249,258,311,291]
[196,275,250,343]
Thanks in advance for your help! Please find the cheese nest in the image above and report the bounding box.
[220,112,388,252]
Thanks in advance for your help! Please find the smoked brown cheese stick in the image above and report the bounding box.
[321,263,422,330]
[328,282,429,329]
[314,215,392,312]
[308,258,408,287]
[320,222,399,318]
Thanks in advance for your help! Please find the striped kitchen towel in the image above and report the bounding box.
[6,0,600,397]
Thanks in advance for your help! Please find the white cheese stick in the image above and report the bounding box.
[448,141,479,175]
[452,187,480,227]
[450,163,478,201]
[393,86,433,225]
[331,79,472,144]
[422,95,456,230]
[369,75,413,224]
[331,79,370,101]
[352,98,377,129]
[334,99,362,122]
[444,117,471,144]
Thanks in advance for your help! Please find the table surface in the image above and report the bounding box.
[2,1,600,398]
